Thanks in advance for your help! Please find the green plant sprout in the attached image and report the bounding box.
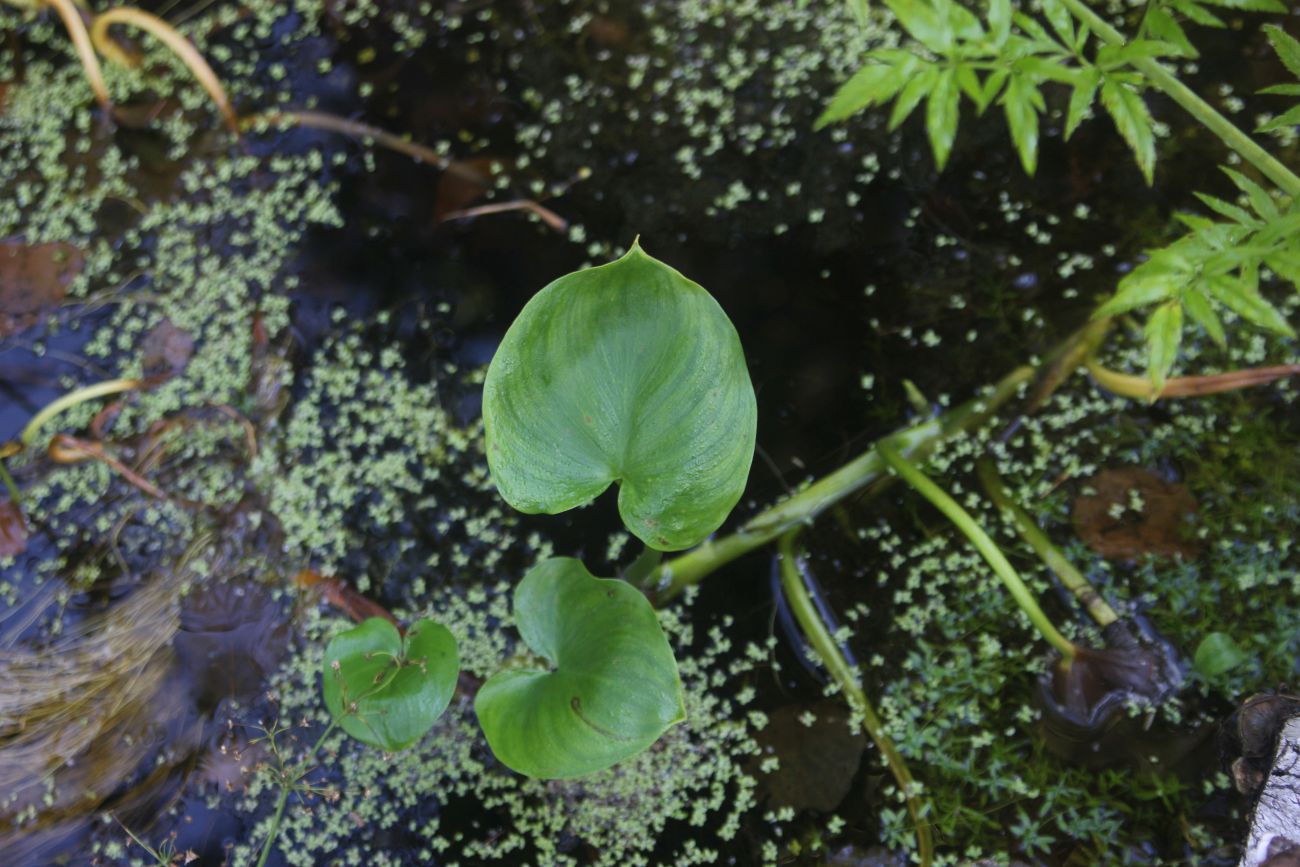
[819,0,1300,391]
[259,617,458,865]
[321,617,459,752]
[307,242,745,787]
[248,716,342,867]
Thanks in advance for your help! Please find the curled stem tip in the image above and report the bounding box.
[1088,359,1300,402]
[20,378,143,448]
[90,7,239,134]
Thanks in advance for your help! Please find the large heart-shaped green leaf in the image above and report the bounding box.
[482,241,757,551]
[474,557,686,778]
[321,617,459,752]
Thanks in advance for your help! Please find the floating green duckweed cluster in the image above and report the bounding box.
[230,585,770,867]
[261,319,499,581]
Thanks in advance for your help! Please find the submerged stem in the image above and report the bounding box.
[876,440,1077,662]
[777,531,933,867]
[1056,0,1300,196]
[975,458,1118,628]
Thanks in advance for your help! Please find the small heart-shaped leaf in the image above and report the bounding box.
[482,241,757,551]
[475,557,686,778]
[322,617,459,752]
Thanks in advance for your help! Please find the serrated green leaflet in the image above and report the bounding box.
[1193,631,1249,678]
[475,558,686,779]
[322,617,459,752]
[482,241,756,551]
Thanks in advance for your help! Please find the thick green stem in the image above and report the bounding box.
[975,458,1118,628]
[650,365,1035,603]
[1057,0,1300,197]
[876,440,1077,661]
[777,531,933,866]
[19,378,142,448]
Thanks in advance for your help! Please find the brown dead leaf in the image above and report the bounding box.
[140,318,194,380]
[0,241,83,338]
[0,500,27,557]
[751,701,865,812]
[585,15,630,47]
[1071,466,1198,561]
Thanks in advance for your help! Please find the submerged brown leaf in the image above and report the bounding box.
[0,500,27,557]
[0,241,83,339]
[294,568,399,627]
[1072,466,1199,561]
[140,318,195,380]
[752,701,865,812]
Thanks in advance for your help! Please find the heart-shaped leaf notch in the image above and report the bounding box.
[321,617,460,752]
[475,557,686,778]
[482,240,757,551]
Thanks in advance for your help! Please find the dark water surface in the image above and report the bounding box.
[2,1,1298,864]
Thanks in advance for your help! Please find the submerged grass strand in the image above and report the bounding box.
[876,440,1077,662]
[975,458,1119,628]
[247,111,488,186]
[777,530,934,866]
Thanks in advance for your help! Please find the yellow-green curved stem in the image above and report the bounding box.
[777,530,933,866]
[90,7,239,133]
[43,0,111,110]
[20,378,142,448]
[877,440,1077,662]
